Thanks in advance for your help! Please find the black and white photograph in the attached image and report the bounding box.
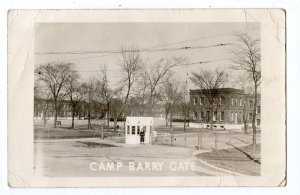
[33,22,262,177]
[7,9,286,187]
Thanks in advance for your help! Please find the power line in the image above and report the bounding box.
[35,31,234,55]
[35,43,234,55]
[68,58,232,73]
[68,53,115,62]
[176,58,232,67]
[77,68,121,73]
[143,31,235,50]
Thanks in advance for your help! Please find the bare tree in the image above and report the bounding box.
[110,98,124,132]
[35,62,75,127]
[190,68,228,129]
[158,78,182,127]
[82,77,98,129]
[113,46,142,130]
[242,96,250,134]
[178,83,191,132]
[143,57,184,115]
[34,79,52,122]
[65,72,84,129]
[131,77,148,116]
[234,75,253,134]
[97,64,120,132]
[231,33,261,145]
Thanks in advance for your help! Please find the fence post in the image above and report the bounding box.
[171,127,173,146]
[228,129,231,157]
[198,128,203,150]
[215,130,218,150]
[198,130,200,150]
[201,128,203,149]
[229,129,231,147]
[47,126,50,139]
[184,132,186,147]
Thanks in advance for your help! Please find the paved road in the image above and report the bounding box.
[34,138,238,177]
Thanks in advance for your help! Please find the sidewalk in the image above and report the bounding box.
[195,143,261,176]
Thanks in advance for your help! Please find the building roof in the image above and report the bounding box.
[190,88,245,95]
[245,93,261,98]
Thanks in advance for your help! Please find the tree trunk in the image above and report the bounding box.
[252,85,258,145]
[88,112,91,129]
[71,107,75,129]
[243,115,248,134]
[165,111,168,127]
[183,116,186,132]
[54,100,57,128]
[107,103,110,132]
[43,110,47,126]
[113,117,117,132]
[210,106,213,130]
[170,111,173,128]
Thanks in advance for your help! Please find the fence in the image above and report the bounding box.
[153,127,260,151]
[34,118,125,141]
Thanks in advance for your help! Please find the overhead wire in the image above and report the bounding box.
[35,43,234,55]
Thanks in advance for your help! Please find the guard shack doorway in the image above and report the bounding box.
[125,117,153,144]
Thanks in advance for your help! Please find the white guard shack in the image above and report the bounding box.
[125,117,153,144]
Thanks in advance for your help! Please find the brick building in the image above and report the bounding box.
[34,99,104,119]
[189,88,260,126]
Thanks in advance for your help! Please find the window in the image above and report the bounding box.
[249,100,253,108]
[137,126,140,134]
[220,97,224,105]
[256,106,261,114]
[127,125,130,134]
[143,126,146,132]
[132,126,136,135]
[257,119,261,126]
[200,111,204,120]
[231,112,234,121]
[200,97,204,105]
[235,98,238,106]
[248,113,253,120]
[213,112,217,121]
[239,98,242,107]
[220,111,225,121]
[194,112,198,118]
[206,111,210,121]
[193,97,198,105]
[231,97,234,105]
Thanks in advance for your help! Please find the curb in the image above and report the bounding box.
[34,137,99,143]
[197,158,245,176]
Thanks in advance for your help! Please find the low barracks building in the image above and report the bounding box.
[34,99,104,119]
[190,88,261,126]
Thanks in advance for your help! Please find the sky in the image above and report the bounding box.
[35,22,260,91]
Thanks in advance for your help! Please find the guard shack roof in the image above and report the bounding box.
[126,117,154,125]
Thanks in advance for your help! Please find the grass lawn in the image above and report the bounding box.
[34,124,123,140]
[196,144,261,175]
